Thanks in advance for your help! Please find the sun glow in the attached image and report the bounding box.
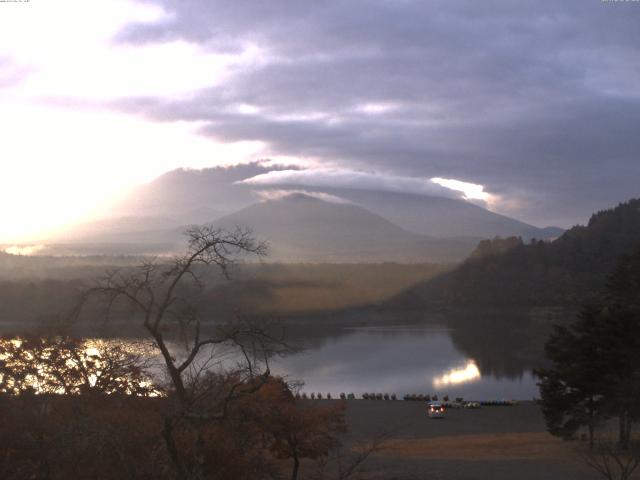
[356,102,400,114]
[0,0,271,243]
[0,102,266,242]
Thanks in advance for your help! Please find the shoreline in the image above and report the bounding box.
[336,399,596,479]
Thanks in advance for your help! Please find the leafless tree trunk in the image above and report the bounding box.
[77,225,289,479]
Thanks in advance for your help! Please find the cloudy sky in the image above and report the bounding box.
[1,0,639,241]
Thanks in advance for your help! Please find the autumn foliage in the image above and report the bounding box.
[0,340,347,480]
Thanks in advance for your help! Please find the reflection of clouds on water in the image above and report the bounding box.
[271,326,539,399]
[272,328,456,393]
[432,361,481,389]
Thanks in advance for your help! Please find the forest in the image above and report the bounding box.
[389,199,640,309]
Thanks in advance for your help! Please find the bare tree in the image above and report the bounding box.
[77,226,289,480]
[583,440,640,480]
[310,431,391,480]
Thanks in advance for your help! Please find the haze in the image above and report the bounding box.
[1,0,639,242]
[2,3,640,478]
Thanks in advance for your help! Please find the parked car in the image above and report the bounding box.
[427,401,445,418]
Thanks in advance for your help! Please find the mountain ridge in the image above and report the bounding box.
[387,198,640,309]
[264,186,563,240]
[51,165,563,250]
[211,193,480,263]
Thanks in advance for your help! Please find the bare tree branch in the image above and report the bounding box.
[583,440,640,480]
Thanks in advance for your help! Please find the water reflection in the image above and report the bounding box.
[432,361,481,388]
[272,325,538,400]
[0,309,549,400]
[0,337,160,396]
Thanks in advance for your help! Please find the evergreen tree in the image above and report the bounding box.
[536,308,608,447]
[536,248,640,449]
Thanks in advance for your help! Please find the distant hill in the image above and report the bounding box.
[273,187,563,240]
[389,199,640,308]
[212,193,479,262]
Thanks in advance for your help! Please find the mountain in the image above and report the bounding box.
[211,193,479,262]
[101,163,278,224]
[266,187,563,240]
[388,198,640,309]
[45,163,277,247]
[66,165,561,243]
[47,193,480,262]
[43,165,564,259]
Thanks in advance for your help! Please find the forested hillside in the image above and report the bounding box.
[390,199,640,309]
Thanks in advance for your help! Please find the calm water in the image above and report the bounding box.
[0,319,542,401]
[271,325,539,401]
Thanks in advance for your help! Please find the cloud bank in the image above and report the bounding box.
[254,189,352,205]
[112,0,640,226]
[3,0,640,236]
[240,168,492,206]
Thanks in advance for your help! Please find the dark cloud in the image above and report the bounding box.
[115,0,640,227]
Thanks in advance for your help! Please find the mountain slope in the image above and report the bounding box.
[212,193,479,262]
[80,165,562,241]
[278,187,563,240]
[389,198,640,308]
[103,163,276,224]
[49,194,480,262]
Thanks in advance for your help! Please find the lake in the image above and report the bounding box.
[271,324,539,401]
[0,315,543,401]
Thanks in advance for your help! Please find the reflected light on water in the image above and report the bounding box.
[432,361,481,389]
[3,245,46,256]
[0,338,161,396]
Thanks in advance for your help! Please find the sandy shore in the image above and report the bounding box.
[338,400,599,480]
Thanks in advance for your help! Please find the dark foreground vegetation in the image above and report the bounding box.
[0,227,384,480]
[0,356,348,480]
[537,247,640,447]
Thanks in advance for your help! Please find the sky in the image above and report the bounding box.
[1,0,639,242]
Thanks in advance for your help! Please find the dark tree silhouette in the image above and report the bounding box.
[258,378,346,480]
[79,225,292,480]
[0,336,157,396]
[536,247,640,450]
